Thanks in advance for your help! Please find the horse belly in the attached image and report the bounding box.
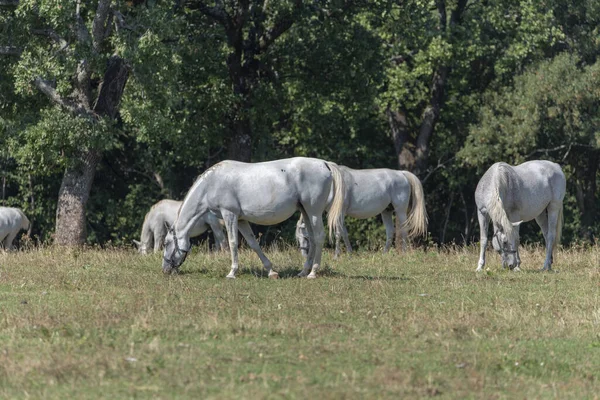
[241,202,298,225]
[515,188,553,222]
[346,193,390,219]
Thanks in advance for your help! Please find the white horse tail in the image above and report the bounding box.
[487,164,517,241]
[325,162,345,241]
[555,205,563,250]
[401,171,428,238]
[20,211,30,231]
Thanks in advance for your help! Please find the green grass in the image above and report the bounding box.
[0,244,599,399]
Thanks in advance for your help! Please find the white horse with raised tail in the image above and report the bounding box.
[0,207,30,250]
[296,166,428,256]
[162,157,345,279]
[134,199,227,254]
[475,160,565,272]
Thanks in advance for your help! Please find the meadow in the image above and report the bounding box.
[0,244,599,399]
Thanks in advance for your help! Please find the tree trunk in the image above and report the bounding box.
[228,115,253,162]
[54,150,101,246]
[53,55,129,246]
[388,0,466,176]
[575,150,598,243]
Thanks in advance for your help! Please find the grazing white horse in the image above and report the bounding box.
[296,166,428,257]
[134,199,227,255]
[0,207,30,250]
[162,157,345,279]
[475,160,565,272]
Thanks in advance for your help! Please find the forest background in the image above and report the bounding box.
[1,0,598,249]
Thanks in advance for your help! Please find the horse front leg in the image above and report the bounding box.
[3,231,17,251]
[221,211,240,279]
[476,209,489,272]
[237,221,278,279]
[340,223,352,255]
[153,230,163,253]
[381,211,394,253]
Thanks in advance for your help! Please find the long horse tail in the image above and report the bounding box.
[20,211,30,231]
[487,164,517,241]
[401,171,428,238]
[325,162,345,242]
[554,205,563,250]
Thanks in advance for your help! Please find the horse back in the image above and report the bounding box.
[0,207,26,233]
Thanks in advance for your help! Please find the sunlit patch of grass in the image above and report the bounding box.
[0,244,598,398]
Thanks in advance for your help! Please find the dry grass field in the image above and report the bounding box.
[0,244,599,399]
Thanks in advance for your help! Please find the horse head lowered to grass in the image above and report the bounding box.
[134,199,227,255]
[162,157,345,279]
[475,160,565,272]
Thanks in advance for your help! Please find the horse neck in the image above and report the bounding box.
[140,216,153,247]
[175,185,207,238]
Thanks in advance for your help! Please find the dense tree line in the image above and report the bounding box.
[1,0,598,248]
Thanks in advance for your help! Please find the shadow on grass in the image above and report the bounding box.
[232,265,409,281]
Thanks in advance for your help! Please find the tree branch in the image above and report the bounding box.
[75,0,92,44]
[0,46,21,55]
[32,28,68,52]
[92,0,112,51]
[258,0,302,52]
[33,77,80,114]
[194,0,231,25]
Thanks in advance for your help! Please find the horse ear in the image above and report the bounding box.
[511,220,523,227]
[133,240,141,247]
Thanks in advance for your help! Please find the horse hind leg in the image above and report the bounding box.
[394,207,408,252]
[306,213,326,279]
[535,211,552,264]
[381,211,394,253]
[221,210,240,279]
[297,208,315,277]
[237,221,278,279]
[542,204,561,271]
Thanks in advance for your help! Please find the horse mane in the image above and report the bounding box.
[486,163,519,242]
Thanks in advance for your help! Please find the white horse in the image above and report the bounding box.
[475,160,565,272]
[296,166,428,257]
[134,199,227,255]
[0,207,30,250]
[162,157,345,279]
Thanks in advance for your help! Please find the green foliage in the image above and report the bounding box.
[0,0,598,245]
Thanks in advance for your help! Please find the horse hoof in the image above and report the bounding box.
[226,274,236,279]
[269,272,279,280]
[512,267,521,272]
[306,275,317,279]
